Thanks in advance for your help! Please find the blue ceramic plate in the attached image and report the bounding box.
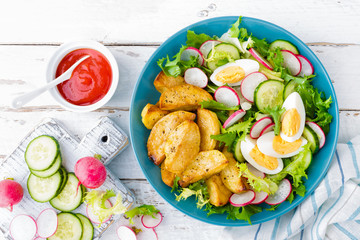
[129,16,339,226]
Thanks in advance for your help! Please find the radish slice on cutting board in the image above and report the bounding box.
[265,179,292,205]
[250,117,273,139]
[249,48,273,70]
[199,40,221,58]
[214,86,240,107]
[10,214,37,240]
[251,191,269,204]
[223,110,246,129]
[141,212,163,229]
[297,55,314,77]
[306,121,326,148]
[184,68,208,88]
[117,226,137,240]
[36,208,58,238]
[246,163,265,179]
[86,199,112,224]
[180,47,204,66]
[281,50,302,76]
[259,123,275,137]
[240,72,268,103]
[229,190,256,207]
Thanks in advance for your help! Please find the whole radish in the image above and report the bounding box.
[74,155,107,189]
[0,179,24,211]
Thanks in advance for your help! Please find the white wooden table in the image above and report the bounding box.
[1,1,360,239]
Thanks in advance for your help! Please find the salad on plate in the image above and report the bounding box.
[141,17,332,224]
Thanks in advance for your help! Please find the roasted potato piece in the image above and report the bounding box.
[206,174,232,206]
[197,108,220,151]
[141,103,169,129]
[161,162,177,187]
[179,150,228,187]
[164,120,200,175]
[159,84,213,111]
[154,71,186,93]
[147,111,196,165]
[220,147,248,193]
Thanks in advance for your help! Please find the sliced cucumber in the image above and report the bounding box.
[76,213,94,240]
[48,212,83,240]
[50,173,84,212]
[25,135,59,171]
[254,80,285,113]
[30,154,62,178]
[232,137,245,162]
[56,167,68,196]
[269,40,299,55]
[207,43,241,71]
[27,170,63,202]
[302,148,313,169]
[283,80,298,100]
[302,125,319,154]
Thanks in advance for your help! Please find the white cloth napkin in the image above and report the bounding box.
[220,136,360,240]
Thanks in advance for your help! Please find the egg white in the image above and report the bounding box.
[240,135,283,175]
[257,131,308,158]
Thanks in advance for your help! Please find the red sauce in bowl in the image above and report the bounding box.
[56,48,112,106]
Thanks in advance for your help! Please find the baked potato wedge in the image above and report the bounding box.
[161,162,177,187]
[147,111,196,165]
[206,174,232,207]
[159,84,213,111]
[197,108,220,151]
[164,120,200,175]
[220,147,249,193]
[154,71,186,93]
[179,150,228,187]
[141,103,169,129]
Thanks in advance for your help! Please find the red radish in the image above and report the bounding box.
[259,123,275,137]
[229,190,256,207]
[214,86,240,108]
[297,55,314,77]
[74,156,107,189]
[246,163,265,179]
[117,226,137,240]
[265,179,292,205]
[281,50,302,76]
[184,67,208,88]
[249,48,273,70]
[251,191,269,204]
[250,117,273,139]
[223,110,246,129]
[141,212,163,229]
[306,121,326,148]
[0,179,23,211]
[240,72,268,103]
[36,208,58,238]
[10,214,37,240]
[87,199,112,224]
[199,40,221,58]
[180,47,204,66]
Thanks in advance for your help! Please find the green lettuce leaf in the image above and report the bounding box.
[210,132,237,147]
[265,106,285,135]
[186,30,214,49]
[200,100,239,111]
[206,204,262,224]
[171,176,181,193]
[287,183,306,204]
[228,16,241,38]
[251,36,270,57]
[175,180,209,209]
[125,205,160,225]
[267,47,284,71]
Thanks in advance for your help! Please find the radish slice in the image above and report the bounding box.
[141,212,163,229]
[246,163,265,179]
[86,199,112,224]
[259,123,275,137]
[240,72,268,103]
[117,226,137,240]
[223,110,246,129]
[249,48,273,70]
[265,179,292,205]
[180,47,204,66]
[199,40,221,58]
[281,50,302,76]
[251,191,269,204]
[184,67,208,88]
[250,117,273,139]
[36,208,58,238]
[297,55,314,77]
[10,215,37,240]
[229,190,256,207]
[214,86,240,108]
[306,121,326,148]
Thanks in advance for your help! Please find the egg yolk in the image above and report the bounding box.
[215,66,245,83]
[250,145,278,170]
[273,135,302,155]
[282,108,301,137]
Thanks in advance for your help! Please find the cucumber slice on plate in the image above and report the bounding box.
[283,80,298,100]
[76,213,94,240]
[232,137,245,162]
[30,154,62,178]
[25,135,60,171]
[254,80,285,113]
[302,125,320,154]
[207,43,241,71]
[48,212,83,240]
[269,40,299,55]
[27,170,64,202]
[50,173,84,212]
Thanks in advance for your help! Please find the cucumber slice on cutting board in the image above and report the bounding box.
[76,213,94,240]
[27,170,64,202]
[48,212,83,240]
[30,154,62,178]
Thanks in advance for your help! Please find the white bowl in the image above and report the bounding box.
[46,40,119,112]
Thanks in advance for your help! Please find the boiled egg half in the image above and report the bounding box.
[280,92,306,142]
[241,135,283,174]
[210,59,259,86]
